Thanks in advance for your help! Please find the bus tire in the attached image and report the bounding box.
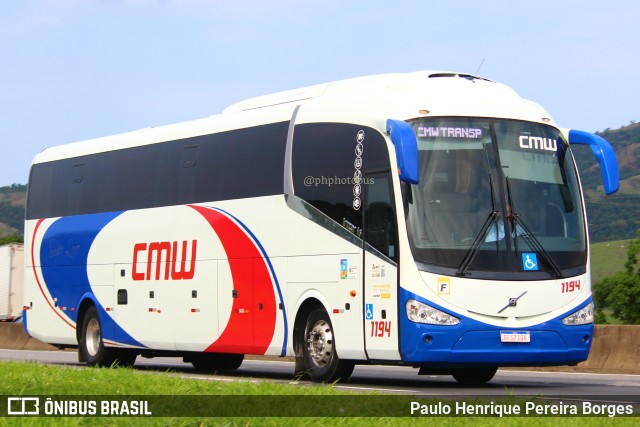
[79,305,136,367]
[451,366,497,385]
[189,353,244,372]
[302,307,354,383]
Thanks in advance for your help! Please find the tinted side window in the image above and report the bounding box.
[26,122,288,219]
[220,124,288,200]
[292,123,390,237]
[26,163,55,219]
[183,133,224,205]
[364,172,397,261]
[101,145,161,212]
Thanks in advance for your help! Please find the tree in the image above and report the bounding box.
[594,231,640,324]
[0,235,22,245]
[624,232,640,275]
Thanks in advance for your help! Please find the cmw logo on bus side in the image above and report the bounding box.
[522,253,538,271]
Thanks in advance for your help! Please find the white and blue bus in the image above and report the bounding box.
[24,71,619,384]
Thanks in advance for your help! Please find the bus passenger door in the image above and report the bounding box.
[362,171,401,361]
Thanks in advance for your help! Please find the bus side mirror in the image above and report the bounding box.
[568,130,619,195]
[387,119,419,184]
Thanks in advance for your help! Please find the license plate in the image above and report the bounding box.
[500,331,531,343]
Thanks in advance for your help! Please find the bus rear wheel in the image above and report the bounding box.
[79,305,136,367]
[451,366,498,385]
[302,307,354,383]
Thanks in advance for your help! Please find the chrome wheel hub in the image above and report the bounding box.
[306,319,333,368]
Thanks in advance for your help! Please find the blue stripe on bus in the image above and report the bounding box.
[40,212,145,348]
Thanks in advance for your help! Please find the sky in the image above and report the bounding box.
[1,0,638,186]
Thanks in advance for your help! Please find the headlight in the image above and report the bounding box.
[562,302,594,325]
[406,299,460,325]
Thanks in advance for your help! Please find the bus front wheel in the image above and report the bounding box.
[451,366,498,385]
[302,307,354,383]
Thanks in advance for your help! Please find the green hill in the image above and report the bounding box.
[0,184,26,239]
[571,121,640,242]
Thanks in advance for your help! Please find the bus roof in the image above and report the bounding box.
[32,70,554,165]
[223,71,551,122]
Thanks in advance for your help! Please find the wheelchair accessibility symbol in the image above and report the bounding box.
[365,304,374,320]
[522,253,538,271]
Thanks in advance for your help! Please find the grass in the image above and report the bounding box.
[590,239,632,285]
[0,362,637,426]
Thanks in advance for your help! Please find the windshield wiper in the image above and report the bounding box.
[457,165,501,277]
[456,211,501,276]
[505,177,563,279]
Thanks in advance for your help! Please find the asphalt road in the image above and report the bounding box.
[1,348,639,404]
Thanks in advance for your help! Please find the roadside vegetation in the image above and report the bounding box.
[0,362,637,426]
[594,231,640,324]
[0,235,22,245]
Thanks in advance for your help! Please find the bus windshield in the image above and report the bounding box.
[406,118,586,279]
